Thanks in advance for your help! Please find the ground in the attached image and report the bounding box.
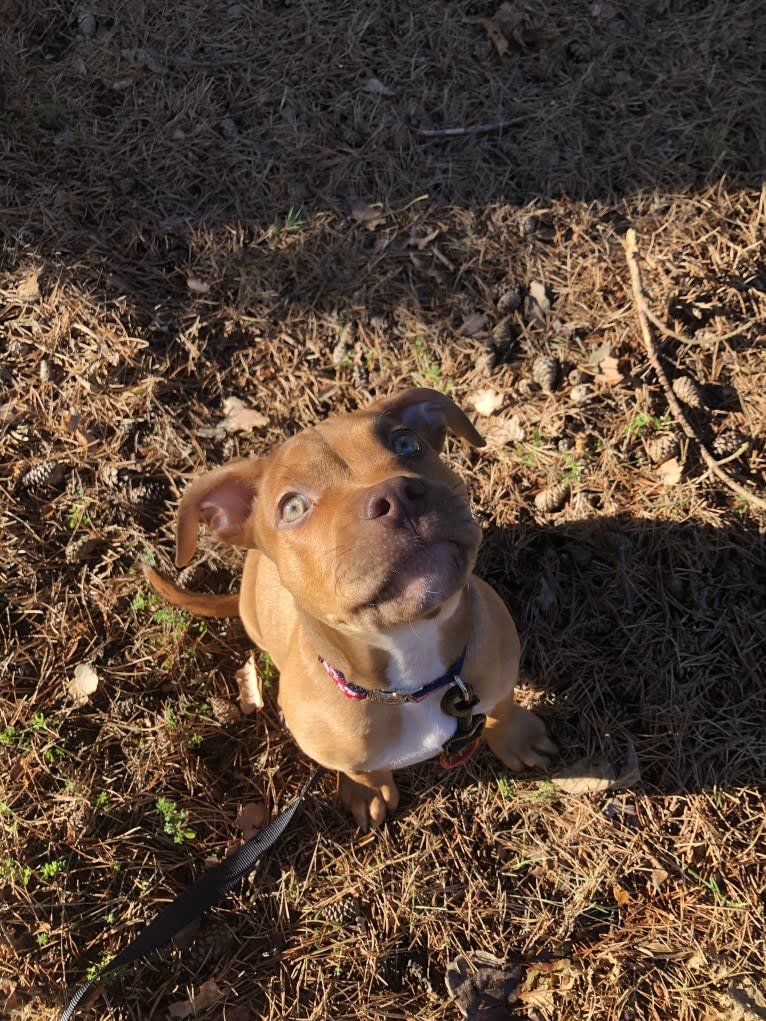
[1,1,765,1019]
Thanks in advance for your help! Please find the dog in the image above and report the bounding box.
[145,388,556,828]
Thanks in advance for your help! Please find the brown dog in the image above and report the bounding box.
[145,388,556,828]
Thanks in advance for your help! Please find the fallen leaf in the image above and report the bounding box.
[656,456,682,485]
[517,987,556,1011]
[586,339,612,366]
[168,978,224,1018]
[446,953,523,1019]
[494,1,525,40]
[482,415,525,447]
[482,16,509,56]
[553,742,641,794]
[186,276,211,294]
[16,268,41,302]
[612,882,632,907]
[68,662,99,704]
[236,654,264,714]
[552,757,616,794]
[470,388,504,416]
[63,412,97,447]
[596,355,624,385]
[350,199,385,229]
[363,77,395,96]
[460,312,488,336]
[236,801,267,839]
[0,978,20,1013]
[524,280,550,328]
[220,396,268,433]
[647,867,669,895]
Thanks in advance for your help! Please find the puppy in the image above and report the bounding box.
[145,388,556,828]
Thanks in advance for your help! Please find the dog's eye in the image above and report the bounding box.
[280,494,309,523]
[390,430,421,457]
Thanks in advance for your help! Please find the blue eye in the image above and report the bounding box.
[391,430,421,456]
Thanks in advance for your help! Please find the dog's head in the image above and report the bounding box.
[175,389,485,630]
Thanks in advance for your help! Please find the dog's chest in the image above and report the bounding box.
[357,605,483,771]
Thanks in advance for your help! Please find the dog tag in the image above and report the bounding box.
[440,682,478,721]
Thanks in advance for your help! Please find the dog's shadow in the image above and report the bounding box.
[471,513,766,795]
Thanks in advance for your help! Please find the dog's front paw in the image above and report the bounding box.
[485,704,558,772]
[339,770,400,830]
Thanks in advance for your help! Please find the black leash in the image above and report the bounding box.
[60,767,325,1021]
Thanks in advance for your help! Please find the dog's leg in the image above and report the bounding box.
[484,695,557,772]
[338,770,399,830]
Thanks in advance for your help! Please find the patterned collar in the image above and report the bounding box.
[319,646,468,705]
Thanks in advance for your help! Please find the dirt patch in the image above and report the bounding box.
[2,1,765,1019]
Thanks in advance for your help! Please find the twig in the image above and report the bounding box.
[624,229,766,512]
[414,117,523,138]
[642,305,756,348]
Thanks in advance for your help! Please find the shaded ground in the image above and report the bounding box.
[1,1,765,1019]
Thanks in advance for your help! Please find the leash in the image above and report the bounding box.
[59,767,324,1021]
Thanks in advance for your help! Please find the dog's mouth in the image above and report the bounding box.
[346,536,474,625]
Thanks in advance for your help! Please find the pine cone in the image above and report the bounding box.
[534,482,570,514]
[646,433,679,464]
[316,896,365,931]
[495,287,521,315]
[19,461,66,493]
[712,430,747,459]
[532,355,559,393]
[65,536,101,562]
[128,478,168,505]
[672,375,706,410]
[491,319,513,350]
[99,464,121,487]
[183,922,234,971]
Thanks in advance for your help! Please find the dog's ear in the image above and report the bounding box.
[374,388,485,453]
[175,459,265,567]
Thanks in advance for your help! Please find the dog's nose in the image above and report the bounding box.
[364,477,427,524]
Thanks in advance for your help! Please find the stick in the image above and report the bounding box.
[624,229,766,512]
[414,117,523,138]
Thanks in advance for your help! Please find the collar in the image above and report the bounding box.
[319,645,468,704]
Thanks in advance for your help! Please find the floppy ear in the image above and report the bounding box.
[175,458,264,567]
[374,388,485,453]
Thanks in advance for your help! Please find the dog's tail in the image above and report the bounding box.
[143,564,240,618]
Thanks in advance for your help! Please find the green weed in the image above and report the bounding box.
[0,725,22,747]
[96,790,112,812]
[686,868,747,909]
[68,503,91,530]
[514,430,544,469]
[626,412,673,438]
[560,451,580,483]
[496,773,517,798]
[39,858,67,882]
[266,206,308,247]
[131,591,159,613]
[156,797,196,844]
[0,857,32,887]
[412,337,452,393]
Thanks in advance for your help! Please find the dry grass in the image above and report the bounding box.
[2,1,765,1019]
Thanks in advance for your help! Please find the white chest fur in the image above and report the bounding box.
[357,591,484,771]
